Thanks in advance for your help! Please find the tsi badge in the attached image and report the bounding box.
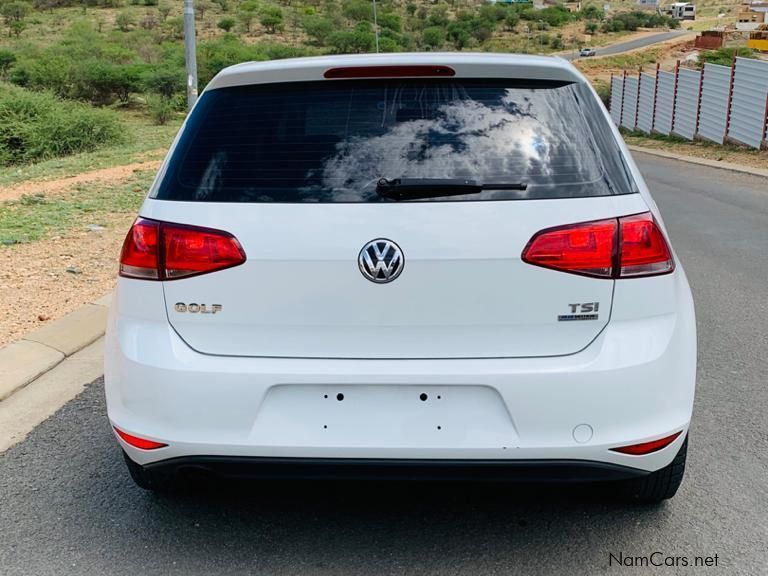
[175,303,222,314]
[558,302,599,322]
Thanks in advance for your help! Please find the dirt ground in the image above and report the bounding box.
[0,212,133,348]
[0,161,149,347]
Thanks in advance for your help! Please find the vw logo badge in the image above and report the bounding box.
[358,239,404,284]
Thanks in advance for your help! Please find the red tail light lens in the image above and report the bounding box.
[522,218,617,278]
[610,431,682,455]
[119,218,160,280]
[521,212,673,279]
[618,213,674,277]
[324,65,455,79]
[119,218,246,281]
[113,426,167,450]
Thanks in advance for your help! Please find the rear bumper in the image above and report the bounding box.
[105,274,696,475]
[144,456,651,483]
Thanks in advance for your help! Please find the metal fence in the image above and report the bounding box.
[609,57,768,150]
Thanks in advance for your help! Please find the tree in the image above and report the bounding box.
[217,16,236,32]
[237,8,256,32]
[260,6,283,33]
[196,0,213,20]
[143,64,185,99]
[585,21,598,34]
[1,2,30,37]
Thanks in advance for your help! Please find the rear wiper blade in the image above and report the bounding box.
[375,178,527,201]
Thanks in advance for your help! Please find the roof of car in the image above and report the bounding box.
[206,52,586,91]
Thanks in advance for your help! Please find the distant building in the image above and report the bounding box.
[636,0,660,10]
[736,5,768,30]
[662,2,696,20]
[563,1,582,12]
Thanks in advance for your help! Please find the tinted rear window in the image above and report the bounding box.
[153,79,636,203]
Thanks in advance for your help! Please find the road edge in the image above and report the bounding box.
[0,292,111,402]
[628,145,768,179]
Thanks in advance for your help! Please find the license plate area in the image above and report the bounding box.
[251,385,516,449]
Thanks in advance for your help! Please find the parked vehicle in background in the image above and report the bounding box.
[105,53,696,503]
[580,47,597,57]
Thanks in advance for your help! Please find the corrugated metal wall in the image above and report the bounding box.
[653,71,675,136]
[636,73,656,133]
[672,68,700,140]
[610,76,623,126]
[621,76,639,130]
[698,63,731,144]
[609,58,768,150]
[727,58,768,149]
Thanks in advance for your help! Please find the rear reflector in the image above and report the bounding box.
[521,212,674,279]
[119,218,246,281]
[113,427,167,450]
[324,65,456,79]
[610,431,682,455]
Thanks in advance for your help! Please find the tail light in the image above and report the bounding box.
[324,65,455,79]
[610,431,682,455]
[521,212,673,279]
[119,218,246,281]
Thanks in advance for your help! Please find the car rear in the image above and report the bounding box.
[105,53,696,499]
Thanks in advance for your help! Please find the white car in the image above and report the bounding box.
[580,47,597,57]
[105,53,696,502]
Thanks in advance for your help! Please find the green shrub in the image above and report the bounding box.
[115,11,135,31]
[0,85,124,165]
[0,50,16,79]
[422,26,445,49]
[377,12,401,33]
[698,47,756,67]
[505,11,519,31]
[342,0,372,22]
[602,11,678,33]
[302,14,335,44]
[328,29,374,53]
[217,16,236,32]
[146,94,174,125]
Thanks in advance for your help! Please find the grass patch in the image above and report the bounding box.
[0,169,154,245]
[0,110,179,186]
[576,47,663,72]
[622,130,768,169]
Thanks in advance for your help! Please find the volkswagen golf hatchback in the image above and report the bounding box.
[105,53,696,502]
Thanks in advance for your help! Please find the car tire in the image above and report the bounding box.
[123,451,173,492]
[623,436,688,503]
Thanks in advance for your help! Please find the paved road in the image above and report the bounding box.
[1,154,767,575]
[563,31,690,61]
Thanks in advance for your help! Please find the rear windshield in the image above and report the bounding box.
[153,79,636,203]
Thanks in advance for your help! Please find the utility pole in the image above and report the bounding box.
[372,0,380,53]
[183,0,199,111]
